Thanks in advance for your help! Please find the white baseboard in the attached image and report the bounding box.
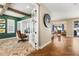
[39,40,51,49]
[0,37,16,40]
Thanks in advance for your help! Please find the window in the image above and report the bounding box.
[7,19,15,33]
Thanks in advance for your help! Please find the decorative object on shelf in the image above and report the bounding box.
[0,29,5,33]
[0,19,6,33]
[0,19,5,23]
[0,24,5,28]
[43,14,51,28]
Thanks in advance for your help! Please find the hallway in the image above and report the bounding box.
[29,36,79,56]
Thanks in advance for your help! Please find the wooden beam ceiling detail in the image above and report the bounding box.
[0,5,31,17]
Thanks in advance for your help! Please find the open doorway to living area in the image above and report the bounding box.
[74,21,79,37]
[0,3,39,55]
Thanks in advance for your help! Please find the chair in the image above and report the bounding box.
[61,30,66,36]
[57,30,61,41]
[16,30,28,42]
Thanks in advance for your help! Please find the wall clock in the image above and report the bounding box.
[43,14,51,28]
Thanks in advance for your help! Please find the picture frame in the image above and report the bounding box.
[0,29,5,33]
[0,19,5,23]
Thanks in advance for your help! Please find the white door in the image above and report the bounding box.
[29,19,36,48]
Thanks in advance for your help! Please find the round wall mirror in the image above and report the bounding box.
[43,14,51,28]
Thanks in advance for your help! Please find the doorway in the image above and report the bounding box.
[17,3,39,49]
[74,21,79,37]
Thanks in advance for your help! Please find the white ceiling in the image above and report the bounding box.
[1,3,79,19]
[0,3,36,18]
[43,3,79,20]
[11,3,36,14]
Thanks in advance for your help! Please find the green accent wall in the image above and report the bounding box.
[0,14,21,39]
[0,14,30,39]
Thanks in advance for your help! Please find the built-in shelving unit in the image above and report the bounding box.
[0,19,6,33]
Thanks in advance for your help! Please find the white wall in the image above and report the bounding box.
[43,3,79,20]
[39,4,51,48]
[51,11,68,20]
[51,10,79,20]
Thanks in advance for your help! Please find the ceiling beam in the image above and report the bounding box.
[0,5,31,17]
[0,5,3,8]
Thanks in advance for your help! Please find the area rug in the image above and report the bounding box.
[0,38,35,56]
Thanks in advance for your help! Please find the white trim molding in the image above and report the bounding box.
[39,40,51,49]
[0,37,16,40]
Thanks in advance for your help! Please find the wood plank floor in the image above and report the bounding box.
[29,37,79,56]
[0,38,35,56]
